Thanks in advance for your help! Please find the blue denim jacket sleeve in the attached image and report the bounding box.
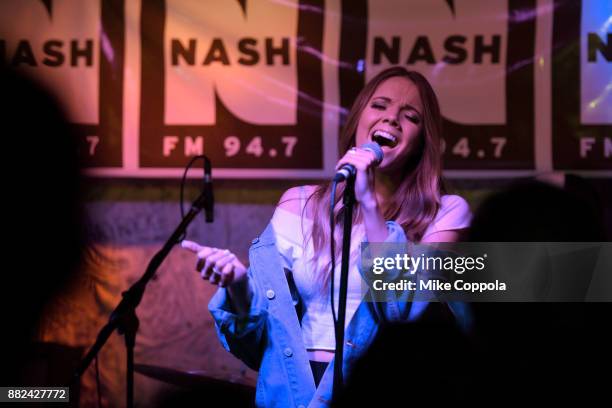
[360,221,468,324]
[208,269,268,370]
[209,225,318,407]
[360,221,430,322]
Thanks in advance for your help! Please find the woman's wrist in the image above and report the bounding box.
[360,196,379,212]
[227,276,252,316]
[361,199,390,242]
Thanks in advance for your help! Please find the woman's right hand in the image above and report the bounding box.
[181,240,247,287]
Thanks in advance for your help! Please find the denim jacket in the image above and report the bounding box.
[209,221,470,407]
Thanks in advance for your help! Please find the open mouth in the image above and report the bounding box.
[371,130,398,148]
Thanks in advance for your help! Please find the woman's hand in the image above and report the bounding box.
[337,147,391,242]
[181,240,247,287]
[335,146,379,207]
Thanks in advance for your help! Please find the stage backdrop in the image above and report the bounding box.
[0,0,610,178]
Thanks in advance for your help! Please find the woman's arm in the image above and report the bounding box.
[334,146,390,242]
[361,201,391,242]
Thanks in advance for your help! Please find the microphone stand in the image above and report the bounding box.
[73,187,213,408]
[333,175,356,398]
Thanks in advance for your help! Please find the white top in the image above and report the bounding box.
[270,193,471,351]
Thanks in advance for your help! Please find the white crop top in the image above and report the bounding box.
[270,190,471,351]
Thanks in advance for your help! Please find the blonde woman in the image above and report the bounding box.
[182,66,471,407]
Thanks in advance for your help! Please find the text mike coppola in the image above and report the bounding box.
[333,142,384,182]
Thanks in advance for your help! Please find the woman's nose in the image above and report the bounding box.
[382,115,400,129]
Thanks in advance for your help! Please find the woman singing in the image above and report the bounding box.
[182,66,471,407]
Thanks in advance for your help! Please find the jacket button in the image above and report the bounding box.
[283,347,293,357]
[251,237,259,244]
[266,289,275,299]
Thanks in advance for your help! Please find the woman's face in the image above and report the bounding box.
[355,76,424,173]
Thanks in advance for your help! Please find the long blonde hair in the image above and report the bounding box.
[304,67,444,288]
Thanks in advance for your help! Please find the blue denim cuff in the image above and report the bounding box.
[208,276,268,341]
[384,220,408,243]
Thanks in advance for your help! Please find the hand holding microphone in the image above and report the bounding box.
[334,142,384,207]
[334,142,383,181]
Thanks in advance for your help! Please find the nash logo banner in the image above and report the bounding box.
[0,0,125,167]
[339,0,536,170]
[552,0,611,170]
[1,0,609,177]
[139,0,325,173]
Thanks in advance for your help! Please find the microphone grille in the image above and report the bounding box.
[361,142,384,165]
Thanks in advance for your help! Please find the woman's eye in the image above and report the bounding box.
[371,103,385,110]
[405,114,420,124]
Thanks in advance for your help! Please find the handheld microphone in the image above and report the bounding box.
[333,142,384,182]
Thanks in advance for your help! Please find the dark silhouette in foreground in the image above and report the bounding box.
[336,179,610,406]
[0,67,85,401]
